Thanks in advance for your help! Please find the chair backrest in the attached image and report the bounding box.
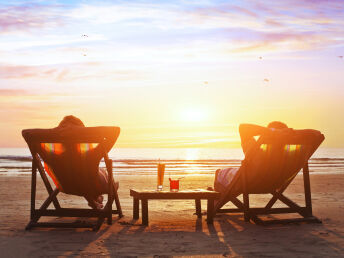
[239,129,324,194]
[22,126,120,196]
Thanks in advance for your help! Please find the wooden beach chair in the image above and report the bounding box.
[22,126,123,231]
[214,129,324,225]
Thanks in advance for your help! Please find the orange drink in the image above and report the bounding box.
[157,163,165,191]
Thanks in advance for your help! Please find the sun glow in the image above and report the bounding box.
[185,148,200,160]
[1,1,343,148]
[181,108,207,123]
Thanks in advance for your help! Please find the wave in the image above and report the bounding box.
[1,154,344,175]
[1,155,344,163]
[0,156,32,162]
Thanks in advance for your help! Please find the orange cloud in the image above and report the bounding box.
[0,89,28,96]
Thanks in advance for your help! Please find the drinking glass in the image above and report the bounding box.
[169,178,179,192]
[157,163,165,191]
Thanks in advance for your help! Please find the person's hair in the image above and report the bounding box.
[267,121,288,129]
[58,115,85,127]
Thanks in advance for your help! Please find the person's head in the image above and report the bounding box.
[267,121,288,129]
[58,115,85,128]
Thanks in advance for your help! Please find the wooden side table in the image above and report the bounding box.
[129,189,220,226]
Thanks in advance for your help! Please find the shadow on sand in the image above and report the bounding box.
[3,214,344,257]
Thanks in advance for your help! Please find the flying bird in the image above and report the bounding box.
[81,34,88,37]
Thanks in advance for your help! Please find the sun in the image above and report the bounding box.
[181,108,207,122]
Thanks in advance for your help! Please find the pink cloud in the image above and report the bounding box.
[186,0,344,53]
[0,4,63,34]
[230,32,330,53]
[264,19,284,27]
[0,63,146,83]
[195,4,259,18]
[262,32,319,42]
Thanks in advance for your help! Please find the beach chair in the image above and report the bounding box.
[22,126,123,231]
[214,129,324,225]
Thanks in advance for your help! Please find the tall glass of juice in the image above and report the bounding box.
[157,163,165,191]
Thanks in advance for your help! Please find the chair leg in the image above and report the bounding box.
[107,212,112,225]
[250,215,264,225]
[27,188,60,230]
[114,191,123,218]
[30,161,37,221]
[34,155,60,209]
[107,203,113,225]
[105,158,122,219]
[243,193,250,222]
[241,167,250,222]
[303,163,313,217]
[94,216,105,231]
[25,221,34,230]
[107,193,114,225]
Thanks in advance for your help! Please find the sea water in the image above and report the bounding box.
[0,148,343,175]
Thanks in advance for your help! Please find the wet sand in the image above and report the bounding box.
[0,173,343,257]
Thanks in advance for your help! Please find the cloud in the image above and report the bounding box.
[187,1,344,49]
[0,3,64,34]
[0,63,147,83]
[0,64,57,79]
[1,0,344,63]
[0,89,28,96]
[228,31,331,54]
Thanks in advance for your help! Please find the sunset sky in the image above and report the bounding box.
[1,0,344,148]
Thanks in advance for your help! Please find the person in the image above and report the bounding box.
[213,121,291,192]
[57,115,117,210]
[239,121,290,154]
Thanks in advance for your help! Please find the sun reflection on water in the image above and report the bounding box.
[182,148,201,173]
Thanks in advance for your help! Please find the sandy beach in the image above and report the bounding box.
[0,173,343,257]
[2,0,344,256]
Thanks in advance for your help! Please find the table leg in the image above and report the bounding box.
[207,198,214,224]
[133,197,139,220]
[142,199,148,226]
[195,199,202,218]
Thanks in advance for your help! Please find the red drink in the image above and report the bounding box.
[169,178,179,192]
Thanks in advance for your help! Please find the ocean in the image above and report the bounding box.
[0,147,343,176]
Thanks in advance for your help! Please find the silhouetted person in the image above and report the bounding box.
[213,121,320,192]
[57,115,117,210]
[213,121,291,191]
